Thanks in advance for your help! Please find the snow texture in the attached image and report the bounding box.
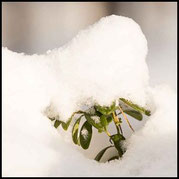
[91,116,100,124]
[2,15,177,176]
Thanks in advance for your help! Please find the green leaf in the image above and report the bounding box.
[110,134,125,157]
[95,105,108,115]
[48,117,56,121]
[120,98,151,116]
[111,133,125,142]
[98,128,104,133]
[109,102,117,111]
[100,115,108,127]
[61,118,72,131]
[94,146,113,161]
[54,120,61,128]
[77,137,80,146]
[94,107,103,117]
[85,114,104,131]
[80,121,92,150]
[72,116,83,145]
[124,110,143,121]
[95,102,117,115]
[107,115,113,124]
[61,111,85,131]
[108,155,119,162]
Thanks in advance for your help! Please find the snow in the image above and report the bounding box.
[2,15,177,176]
[48,15,150,122]
[91,116,100,124]
[81,128,89,139]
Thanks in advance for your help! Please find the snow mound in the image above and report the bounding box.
[48,15,149,121]
[2,15,177,176]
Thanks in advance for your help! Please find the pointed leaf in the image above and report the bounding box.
[61,118,72,131]
[95,105,108,115]
[72,115,83,145]
[94,146,113,161]
[54,120,61,128]
[48,117,56,121]
[120,98,151,116]
[124,110,143,121]
[95,102,117,115]
[80,121,92,150]
[61,111,85,131]
[108,155,119,162]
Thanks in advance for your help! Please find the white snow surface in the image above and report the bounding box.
[2,15,177,176]
[47,15,149,122]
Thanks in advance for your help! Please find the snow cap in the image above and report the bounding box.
[51,15,149,121]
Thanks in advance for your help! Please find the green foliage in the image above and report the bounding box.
[95,102,117,115]
[48,117,56,121]
[54,120,61,128]
[120,98,151,116]
[85,114,104,132]
[80,121,92,150]
[94,146,113,162]
[100,115,108,127]
[72,115,83,145]
[108,155,119,162]
[124,110,143,121]
[61,119,72,130]
[47,98,151,163]
[107,115,113,124]
[110,135,124,157]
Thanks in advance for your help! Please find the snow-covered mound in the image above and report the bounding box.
[48,15,149,122]
[2,15,177,176]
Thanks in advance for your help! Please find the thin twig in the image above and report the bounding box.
[115,111,123,135]
[118,105,135,132]
[112,112,120,124]
[118,124,123,135]
[104,127,111,137]
[115,125,120,134]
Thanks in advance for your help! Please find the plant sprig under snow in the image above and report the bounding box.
[43,15,152,162]
[46,98,151,162]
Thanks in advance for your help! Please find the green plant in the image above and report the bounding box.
[47,98,151,162]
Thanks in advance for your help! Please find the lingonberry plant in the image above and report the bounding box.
[47,98,151,162]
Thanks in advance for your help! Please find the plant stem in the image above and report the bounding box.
[104,127,111,137]
[119,124,123,135]
[112,112,120,124]
[115,124,120,134]
[111,112,120,135]
[106,131,111,137]
[118,105,135,132]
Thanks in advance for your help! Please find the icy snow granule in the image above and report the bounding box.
[2,15,177,176]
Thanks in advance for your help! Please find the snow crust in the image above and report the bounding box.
[2,15,177,176]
